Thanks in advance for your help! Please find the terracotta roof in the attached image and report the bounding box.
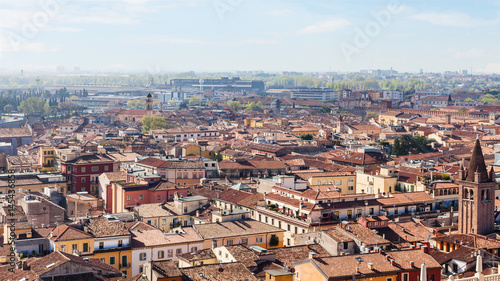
[131,227,203,248]
[342,223,390,246]
[377,192,435,207]
[180,262,258,281]
[134,202,180,218]
[298,249,440,278]
[50,225,93,241]
[193,219,285,240]
[270,244,329,266]
[85,217,130,238]
[225,244,260,268]
[177,248,216,262]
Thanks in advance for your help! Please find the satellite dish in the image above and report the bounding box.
[290,267,296,273]
[218,268,224,272]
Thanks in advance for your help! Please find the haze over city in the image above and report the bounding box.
[1,0,499,73]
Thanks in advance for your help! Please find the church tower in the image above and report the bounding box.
[457,139,496,235]
[146,93,153,116]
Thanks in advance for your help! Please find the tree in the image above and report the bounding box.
[188,96,202,106]
[228,101,242,112]
[3,104,14,113]
[365,112,377,120]
[300,134,313,140]
[141,116,167,133]
[392,138,402,156]
[58,101,84,115]
[127,99,146,109]
[317,105,331,113]
[256,101,264,108]
[457,108,468,114]
[392,135,436,156]
[18,97,50,115]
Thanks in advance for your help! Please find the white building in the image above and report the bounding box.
[130,226,203,276]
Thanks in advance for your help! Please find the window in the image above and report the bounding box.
[110,257,116,265]
[127,195,131,201]
[226,239,233,246]
[118,240,123,247]
[81,177,86,183]
[256,236,263,243]
[403,273,409,281]
[104,165,109,171]
[343,242,349,250]
[139,195,144,200]
[122,255,128,267]
[157,195,161,201]
[369,208,374,215]
[296,272,301,281]
[430,275,434,281]
[176,249,182,254]
[81,167,85,173]
[81,243,91,254]
[72,244,77,251]
[287,224,291,231]
[147,220,152,225]
[241,238,248,245]
[99,242,104,249]
[168,249,173,257]
[191,247,198,252]
[158,251,164,259]
[387,278,393,281]
[162,219,167,226]
[139,253,147,261]
[336,180,342,185]
[213,240,218,248]
[347,210,352,219]
[92,166,99,172]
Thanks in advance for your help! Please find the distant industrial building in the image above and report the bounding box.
[289,89,339,102]
[169,77,265,92]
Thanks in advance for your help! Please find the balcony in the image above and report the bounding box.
[120,262,131,268]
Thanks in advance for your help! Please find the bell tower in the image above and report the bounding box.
[146,93,153,116]
[457,139,496,235]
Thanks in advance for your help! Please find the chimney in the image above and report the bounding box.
[309,252,316,260]
[422,246,428,254]
[410,261,415,267]
[368,263,374,270]
[356,267,360,273]
[390,259,395,266]
[196,210,200,217]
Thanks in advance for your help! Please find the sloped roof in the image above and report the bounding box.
[465,139,490,183]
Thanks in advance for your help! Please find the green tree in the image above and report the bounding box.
[256,101,264,108]
[392,138,401,156]
[127,99,146,109]
[317,105,331,113]
[188,96,202,106]
[300,134,313,140]
[392,135,436,156]
[365,112,377,120]
[228,101,242,112]
[457,108,468,114]
[141,116,167,133]
[3,104,14,113]
[18,97,50,115]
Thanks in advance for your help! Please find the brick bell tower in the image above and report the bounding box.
[457,139,496,235]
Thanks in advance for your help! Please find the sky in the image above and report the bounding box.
[0,0,499,74]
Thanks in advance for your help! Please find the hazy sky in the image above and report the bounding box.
[0,0,499,73]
